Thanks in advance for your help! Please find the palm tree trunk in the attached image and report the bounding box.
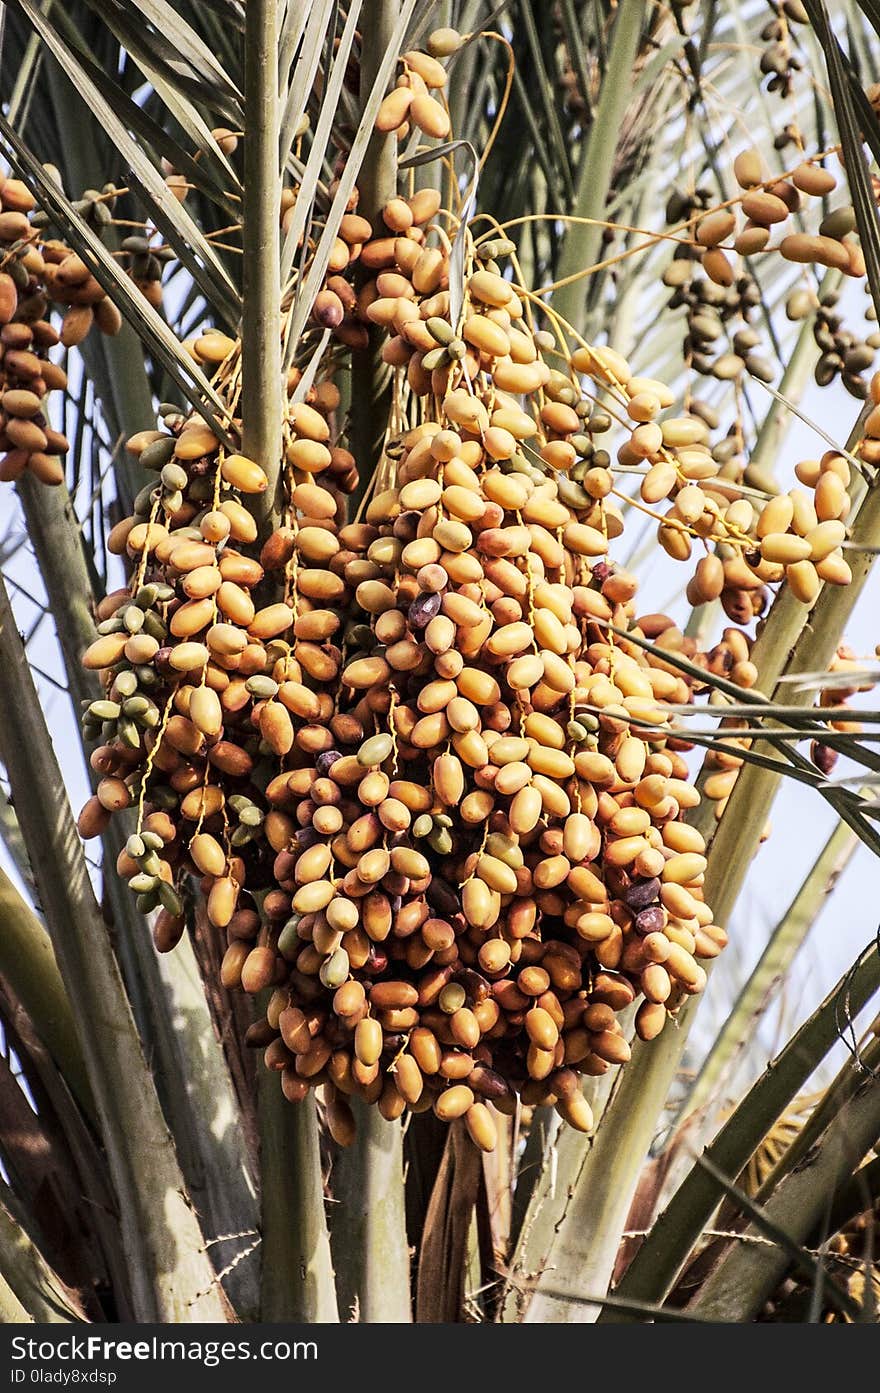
[330,1103,412,1321]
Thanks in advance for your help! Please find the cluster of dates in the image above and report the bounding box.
[65,31,871,1149]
